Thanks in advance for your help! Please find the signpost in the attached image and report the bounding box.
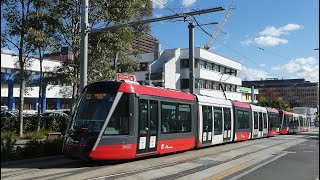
[117,73,137,82]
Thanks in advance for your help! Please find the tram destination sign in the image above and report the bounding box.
[117,73,137,82]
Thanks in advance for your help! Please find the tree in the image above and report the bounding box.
[258,97,292,111]
[2,0,39,137]
[27,0,60,132]
[50,0,152,113]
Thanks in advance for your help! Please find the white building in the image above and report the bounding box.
[132,47,242,101]
[1,51,72,112]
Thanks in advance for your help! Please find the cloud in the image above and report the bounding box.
[280,24,302,31]
[272,57,319,82]
[241,23,302,47]
[254,36,288,46]
[152,0,170,9]
[182,0,197,7]
[239,66,271,81]
[259,24,303,37]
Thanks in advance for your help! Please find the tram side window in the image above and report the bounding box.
[104,95,129,135]
[254,112,258,129]
[161,103,177,133]
[177,104,191,132]
[263,113,267,128]
[223,108,231,130]
[237,109,250,129]
[214,107,222,135]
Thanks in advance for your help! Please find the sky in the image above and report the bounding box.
[150,0,319,82]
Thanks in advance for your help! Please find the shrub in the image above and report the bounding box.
[23,139,44,158]
[21,130,51,140]
[1,116,18,133]
[1,131,17,161]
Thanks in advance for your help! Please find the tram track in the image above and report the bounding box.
[87,137,296,180]
[1,135,304,180]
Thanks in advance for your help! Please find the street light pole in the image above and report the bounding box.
[80,0,89,92]
[188,23,195,94]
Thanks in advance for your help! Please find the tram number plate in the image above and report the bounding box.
[149,136,156,148]
[139,137,146,149]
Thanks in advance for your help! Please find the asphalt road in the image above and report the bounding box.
[226,132,319,180]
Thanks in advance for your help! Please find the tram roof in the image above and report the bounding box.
[118,82,195,101]
[232,101,251,109]
[195,94,232,107]
[250,104,267,112]
[267,107,279,114]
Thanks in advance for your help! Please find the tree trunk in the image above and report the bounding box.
[18,51,25,138]
[37,48,43,132]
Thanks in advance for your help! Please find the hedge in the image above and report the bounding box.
[1,115,69,133]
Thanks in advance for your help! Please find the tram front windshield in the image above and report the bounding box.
[71,91,116,133]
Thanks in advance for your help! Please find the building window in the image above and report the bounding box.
[180,79,189,89]
[138,63,148,71]
[195,58,200,68]
[195,79,199,88]
[199,79,206,89]
[208,81,213,89]
[180,59,189,68]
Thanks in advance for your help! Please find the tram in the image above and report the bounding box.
[62,81,308,161]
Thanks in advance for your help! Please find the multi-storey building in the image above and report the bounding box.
[242,78,319,108]
[132,47,242,100]
[1,51,72,112]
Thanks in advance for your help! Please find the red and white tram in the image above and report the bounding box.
[63,81,307,161]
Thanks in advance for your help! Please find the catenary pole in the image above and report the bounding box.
[188,23,195,94]
[80,0,89,92]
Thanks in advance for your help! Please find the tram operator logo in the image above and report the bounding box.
[161,144,173,150]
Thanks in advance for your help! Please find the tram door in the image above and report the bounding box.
[258,112,263,137]
[202,106,213,144]
[223,108,232,141]
[137,100,158,154]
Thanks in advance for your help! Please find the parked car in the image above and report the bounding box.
[40,111,69,118]
[1,106,8,112]
[1,110,18,118]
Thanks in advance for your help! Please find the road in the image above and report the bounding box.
[1,128,318,180]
